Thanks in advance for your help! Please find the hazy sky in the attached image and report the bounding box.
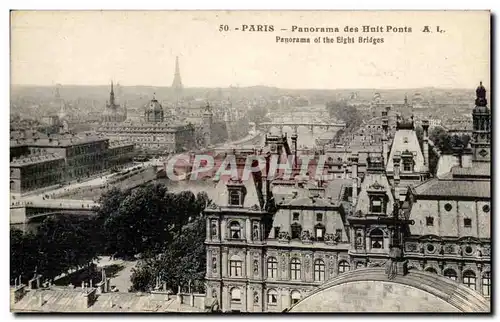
[11,11,490,89]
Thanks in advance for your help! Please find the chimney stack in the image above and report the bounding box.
[351,153,359,205]
[291,128,298,167]
[421,120,430,171]
[382,114,389,165]
[12,284,27,304]
[461,143,473,168]
[393,152,401,187]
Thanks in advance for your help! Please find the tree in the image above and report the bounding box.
[10,229,39,284]
[326,100,362,131]
[247,105,270,125]
[130,216,207,293]
[429,126,471,155]
[35,216,99,281]
[101,183,171,257]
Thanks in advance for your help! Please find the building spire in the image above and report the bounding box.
[172,56,182,94]
[109,81,115,107]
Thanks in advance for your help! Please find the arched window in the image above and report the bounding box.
[482,272,491,296]
[229,221,242,239]
[314,259,325,281]
[444,268,458,281]
[463,271,476,290]
[267,289,278,305]
[230,287,241,302]
[370,228,384,249]
[338,260,350,274]
[267,257,278,279]
[229,255,243,277]
[290,258,301,280]
[425,267,437,274]
[290,290,301,305]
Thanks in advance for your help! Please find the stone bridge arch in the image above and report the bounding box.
[288,267,490,313]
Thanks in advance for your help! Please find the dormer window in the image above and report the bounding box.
[315,223,325,241]
[370,228,384,249]
[370,197,384,214]
[403,161,413,172]
[229,190,241,206]
[228,183,246,207]
[291,223,302,239]
[230,221,242,239]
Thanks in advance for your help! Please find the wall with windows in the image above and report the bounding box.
[409,199,490,238]
[268,207,347,242]
[405,258,491,298]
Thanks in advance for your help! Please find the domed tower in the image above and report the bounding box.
[144,93,164,123]
[472,82,490,162]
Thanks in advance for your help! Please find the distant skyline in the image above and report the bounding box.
[11,11,490,90]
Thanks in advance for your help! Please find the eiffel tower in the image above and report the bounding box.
[171,56,183,102]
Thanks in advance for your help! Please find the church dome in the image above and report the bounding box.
[145,96,163,112]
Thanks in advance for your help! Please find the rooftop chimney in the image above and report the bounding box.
[461,143,473,168]
[421,120,430,172]
[351,153,359,206]
[393,152,401,187]
[12,284,27,304]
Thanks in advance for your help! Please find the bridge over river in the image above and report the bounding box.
[10,198,100,231]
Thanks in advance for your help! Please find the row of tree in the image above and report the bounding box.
[326,100,363,131]
[96,184,208,257]
[11,215,100,284]
[11,183,210,291]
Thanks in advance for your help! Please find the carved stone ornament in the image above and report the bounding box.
[212,258,217,273]
[253,260,259,275]
[281,253,287,272]
[405,242,418,252]
[334,230,342,242]
[253,224,259,240]
[304,255,311,273]
[483,245,491,256]
[369,181,384,190]
[329,256,335,275]
[301,230,312,242]
[444,244,455,254]
[208,202,219,210]
[278,231,291,242]
[250,204,260,211]
[253,291,259,304]
[324,233,336,244]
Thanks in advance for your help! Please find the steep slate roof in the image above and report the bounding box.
[412,178,490,199]
[354,170,395,215]
[386,129,425,173]
[210,173,263,209]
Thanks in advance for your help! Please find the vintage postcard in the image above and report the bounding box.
[9,10,491,313]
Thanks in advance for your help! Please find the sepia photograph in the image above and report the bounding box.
[8,10,491,313]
